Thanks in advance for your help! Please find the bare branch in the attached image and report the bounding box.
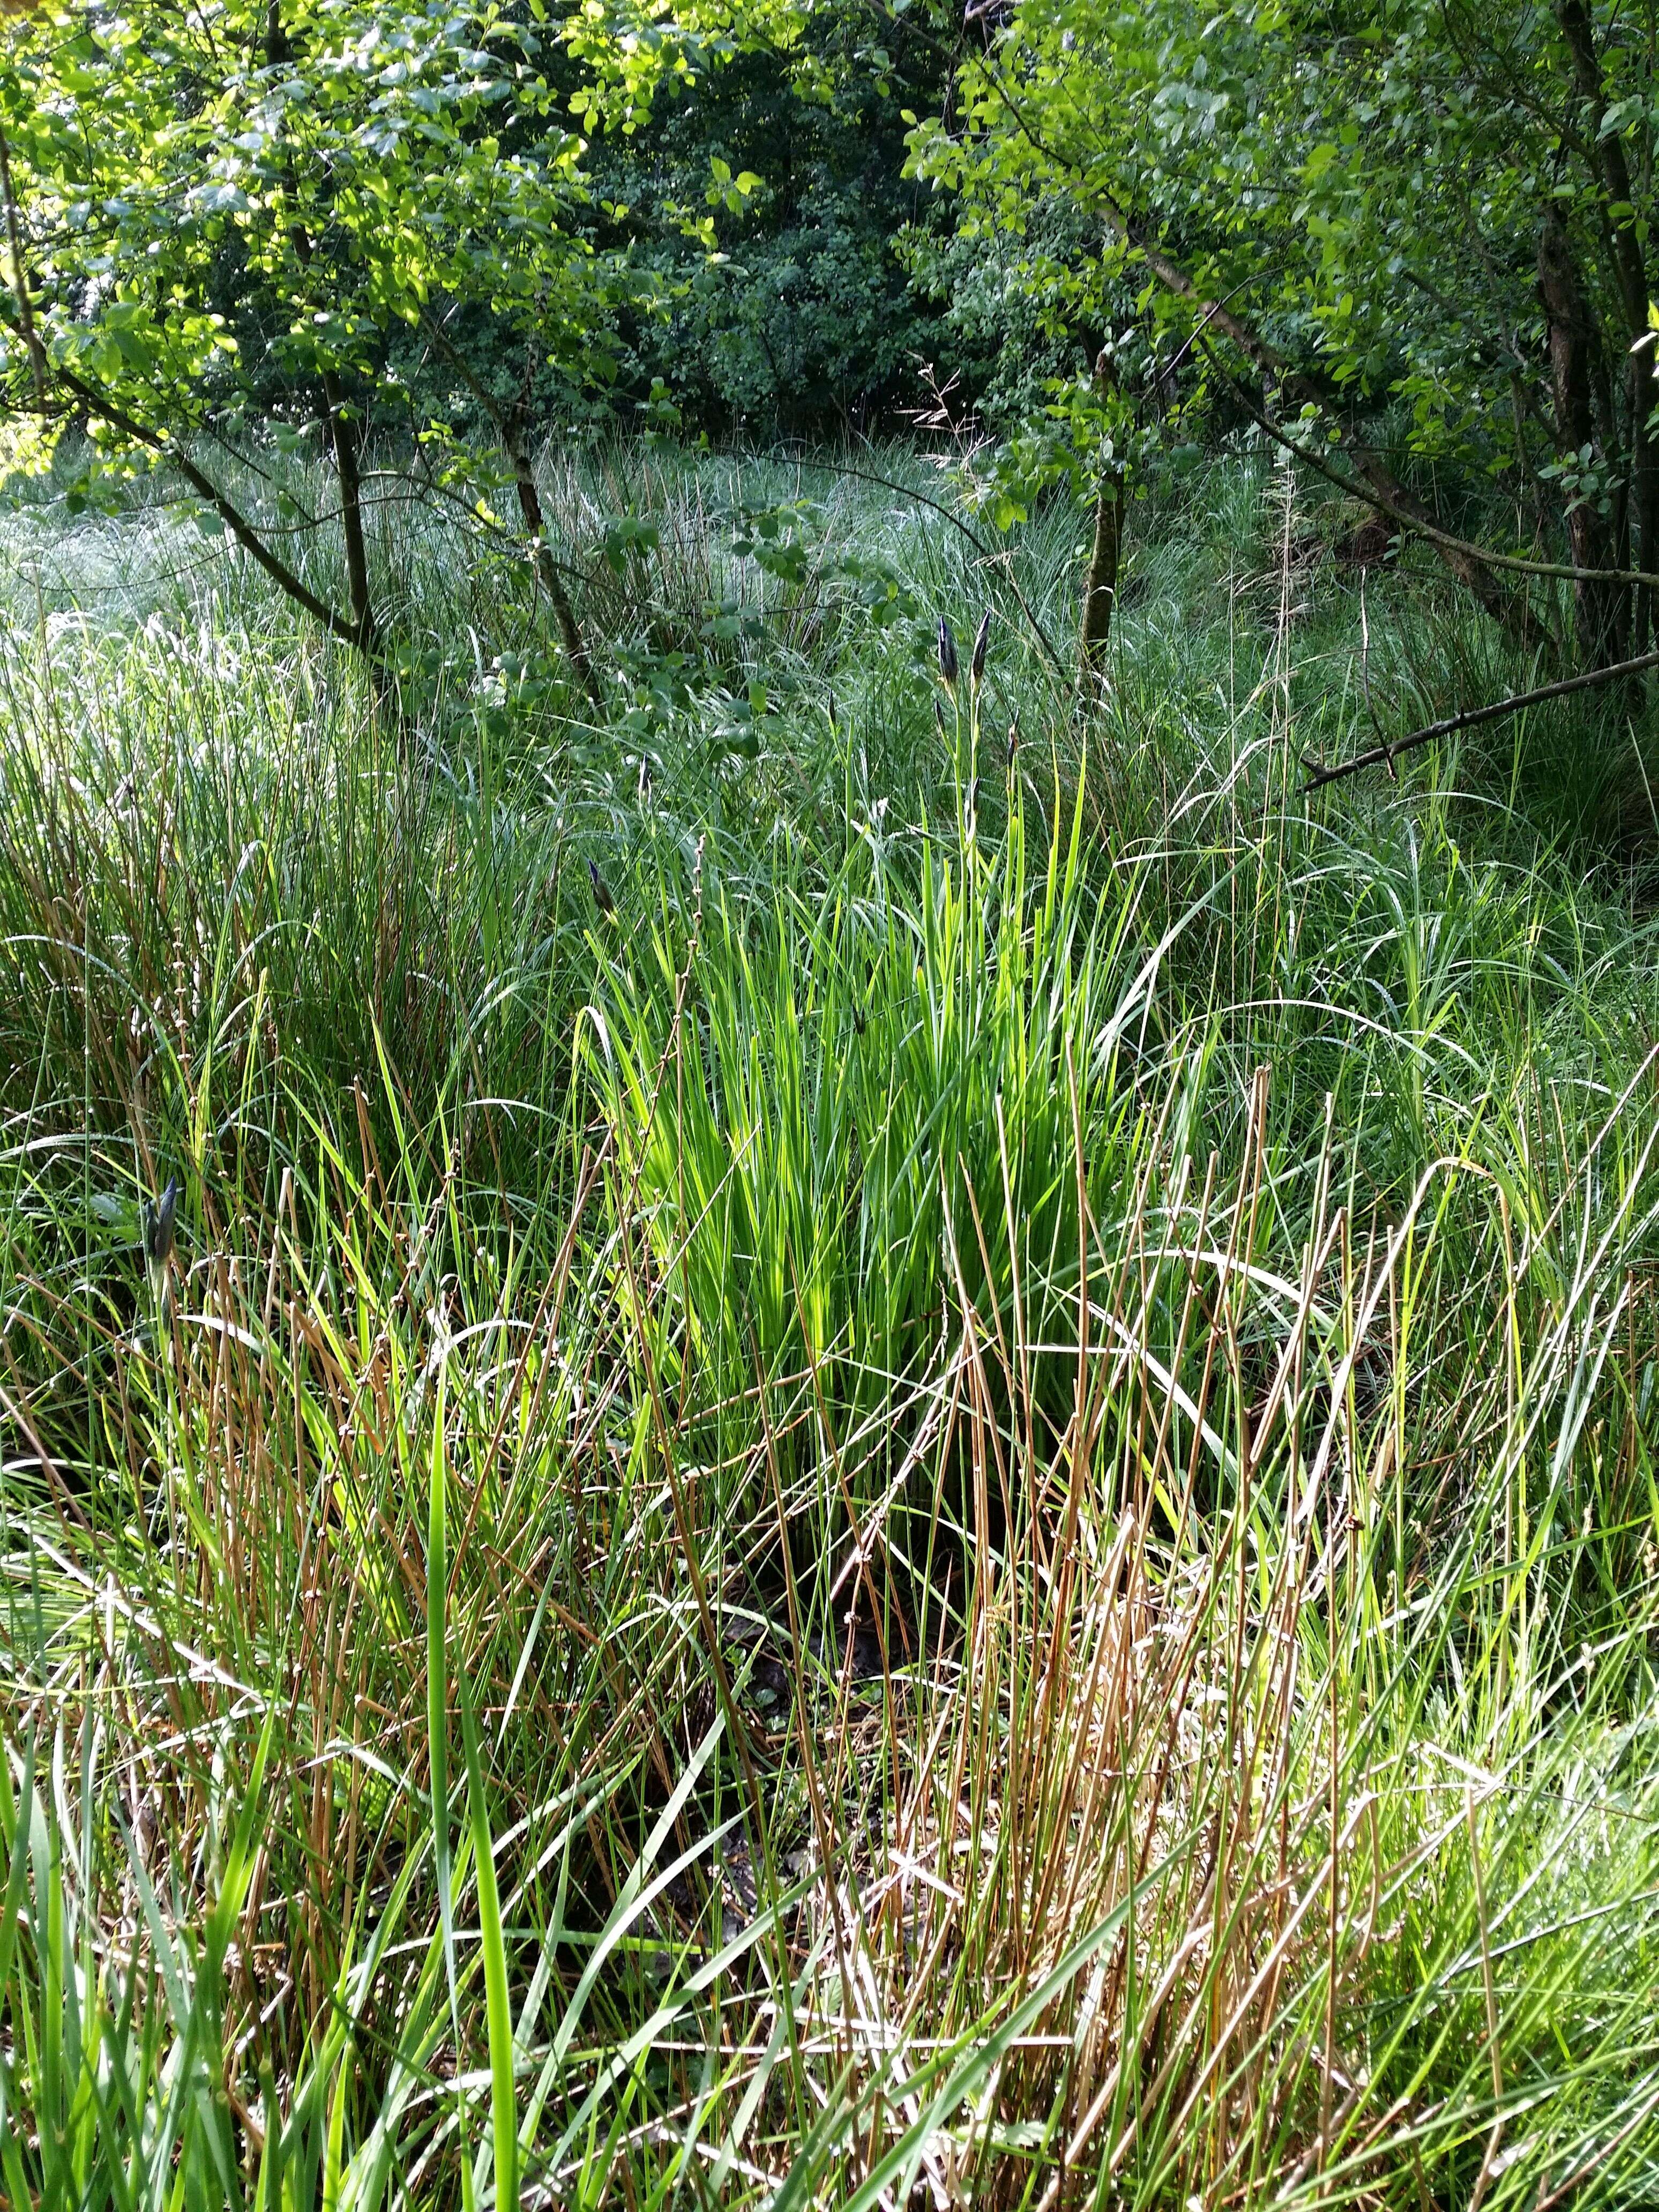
[1302,647,1659,793]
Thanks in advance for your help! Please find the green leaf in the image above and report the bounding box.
[459,1663,515,2212]
[427,1362,457,2036]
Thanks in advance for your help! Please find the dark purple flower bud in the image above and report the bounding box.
[970,609,991,687]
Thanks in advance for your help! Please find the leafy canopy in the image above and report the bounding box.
[905,0,1659,652]
[0,0,798,509]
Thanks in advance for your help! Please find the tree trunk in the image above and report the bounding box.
[1079,474,1122,678]
[1559,0,1659,651]
[505,424,603,713]
[1079,347,1124,685]
[267,6,380,665]
[417,312,603,711]
[1537,206,1626,666]
[323,371,377,656]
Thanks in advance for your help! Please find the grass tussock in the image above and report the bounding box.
[3,443,1659,2207]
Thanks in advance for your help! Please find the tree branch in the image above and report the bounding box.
[947,43,1537,640]
[42,359,373,658]
[1302,646,1659,792]
[0,137,358,657]
[421,309,603,711]
[1199,338,1659,602]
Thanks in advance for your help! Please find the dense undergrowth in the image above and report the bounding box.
[4,442,1659,2207]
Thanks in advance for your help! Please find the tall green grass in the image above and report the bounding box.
[3,440,1659,2206]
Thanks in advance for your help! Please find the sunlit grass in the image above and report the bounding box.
[3,443,1659,2206]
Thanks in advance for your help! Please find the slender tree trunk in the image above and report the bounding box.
[1537,206,1626,666]
[323,371,377,655]
[1559,0,1659,651]
[268,3,381,665]
[417,311,602,710]
[1079,480,1121,675]
[505,423,603,713]
[1079,347,1124,684]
